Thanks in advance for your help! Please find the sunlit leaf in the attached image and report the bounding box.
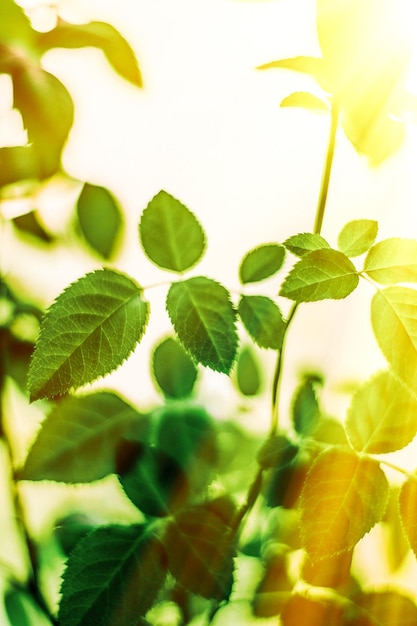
[59,525,167,626]
[77,184,123,259]
[299,448,389,561]
[139,190,206,272]
[238,295,285,349]
[166,277,237,373]
[345,371,417,454]
[36,18,142,87]
[302,550,353,590]
[19,392,145,482]
[338,219,378,257]
[399,476,417,559]
[280,91,328,111]
[371,287,417,391]
[239,243,285,284]
[28,269,149,401]
[280,249,359,302]
[236,345,262,396]
[280,595,344,626]
[152,336,197,398]
[0,0,34,48]
[364,238,417,285]
[283,233,330,257]
[357,591,417,626]
[163,502,236,600]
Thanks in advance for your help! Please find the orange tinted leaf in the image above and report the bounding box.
[302,550,353,590]
[358,591,417,625]
[280,595,343,626]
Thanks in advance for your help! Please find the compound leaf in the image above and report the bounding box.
[364,238,417,285]
[28,269,149,401]
[345,371,417,454]
[152,337,197,399]
[166,277,237,374]
[20,392,144,482]
[283,233,330,257]
[338,219,378,257]
[399,477,417,559]
[77,184,123,260]
[300,448,389,561]
[239,243,285,284]
[139,190,206,272]
[59,525,167,626]
[280,249,359,302]
[371,287,417,391]
[238,295,285,350]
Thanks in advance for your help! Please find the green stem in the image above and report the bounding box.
[314,98,339,235]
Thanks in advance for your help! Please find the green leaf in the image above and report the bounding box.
[236,345,262,396]
[166,277,237,374]
[59,525,167,626]
[152,336,198,399]
[256,435,298,469]
[5,589,52,626]
[28,269,149,401]
[36,19,142,87]
[399,477,417,559]
[163,501,236,600]
[371,287,417,391]
[292,375,321,436]
[77,184,123,259]
[19,392,146,482]
[239,243,285,284]
[238,295,285,350]
[118,444,189,517]
[299,448,389,561]
[283,233,331,257]
[280,91,328,111]
[337,219,378,257]
[280,249,359,302]
[364,238,417,284]
[139,190,206,272]
[345,371,417,454]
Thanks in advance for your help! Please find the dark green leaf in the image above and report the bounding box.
[283,233,331,257]
[263,450,309,509]
[5,589,51,626]
[152,336,198,398]
[19,392,146,482]
[36,19,142,87]
[139,190,206,272]
[280,249,359,302]
[59,525,167,626]
[166,277,237,374]
[13,210,53,243]
[28,269,149,401]
[292,375,322,436]
[337,219,378,257]
[236,345,262,396]
[238,295,285,349]
[239,243,285,284]
[77,184,123,259]
[257,435,298,469]
[281,91,328,111]
[55,513,100,556]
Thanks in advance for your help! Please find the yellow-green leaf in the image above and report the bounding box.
[364,238,417,285]
[338,219,378,257]
[399,477,417,559]
[280,92,328,111]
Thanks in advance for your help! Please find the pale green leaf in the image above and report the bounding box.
[257,56,327,88]
[28,269,149,401]
[300,448,389,561]
[59,525,167,626]
[283,233,330,257]
[280,92,328,111]
[236,345,262,396]
[239,243,285,284]
[280,249,359,302]
[19,392,145,482]
[166,277,237,373]
[139,190,206,272]
[337,219,378,257]
[345,371,417,454]
[77,184,123,260]
[399,477,417,559]
[152,336,198,398]
[238,295,285,349]
[364,238,417,284]
[371,287,417,391]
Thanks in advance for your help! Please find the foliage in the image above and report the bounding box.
[1,1,417,625]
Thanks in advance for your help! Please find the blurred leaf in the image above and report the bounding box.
[139,190,206,272]
[167,277,237,374]
[0,0,34,48]
[257,56,327,87]
[118,444,189,517]
[0,145,41,187]
[36,18,142,87]
[280,249,359,302]
[20,392,145,482]
[239,243,285,284]
[283,233,330,257]
[12,210,53,243]
[77,183,123,259]
[364,238,417,284]
[28,269,149,401]
[371,287,417,391]
[281,91,328,111]
[280,595,344,626]
[257,435,298,469]
[252,552,292,617]
[302,550,353,590]
[399,477,417,559]
[55,512,101,556]
[345,371,417,454]
[357,592,417,626]
[236,344,262,396]
[152,337,197,398]
[5,588,52,626]
[238,295,285,349]
[338,220,378,257]
[263,450,311,509]
[292,375,321,436]
[300,448,389,561]
[59,525,167,626]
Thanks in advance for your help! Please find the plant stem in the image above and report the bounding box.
[314,98,340,235]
